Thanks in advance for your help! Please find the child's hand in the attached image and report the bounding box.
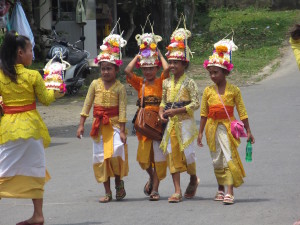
[54,90,65,99]
[120,131,127,144]
[197,133,204,147]
[247,133,255,144]
[163,109,177,118]
[77,125,84,139]
[159,109,168,123]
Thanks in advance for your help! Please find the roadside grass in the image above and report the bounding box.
[191,8,300,78]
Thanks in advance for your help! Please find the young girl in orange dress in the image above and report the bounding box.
[197,39,255,204]
[159,25,200,203]
[0,31,63,225]
[125,29,169,201]
[77,32,128,203]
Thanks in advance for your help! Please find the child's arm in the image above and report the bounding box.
[119,122,126,144]
[124,55,139,79]
[77,81,96,139]
[158,49,170,74]
[242,118,255,144]
[77,116,87,138]
[198,87,209,147]
[197,116,207,147]
[163,107,187,118]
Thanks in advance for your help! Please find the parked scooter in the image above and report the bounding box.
[44,26,90,95]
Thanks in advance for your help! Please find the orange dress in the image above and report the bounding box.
[126,72,168,180]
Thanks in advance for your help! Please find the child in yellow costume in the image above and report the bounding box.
[198,39,255,204]
[125,25,169,201]
[159,22,200,203]
[77,30,128,203]
[0,31,63,225]
[290,24,300,70]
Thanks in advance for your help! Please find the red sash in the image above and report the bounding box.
[90,105,119,138]
[3,102,36,114]
[208,104,234,120]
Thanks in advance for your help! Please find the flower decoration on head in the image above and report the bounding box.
[203,39,238,72]
[135,32,162,68]
[165,26,192,61]
[94,20,127,66]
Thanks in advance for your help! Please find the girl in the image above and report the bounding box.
[198,39,255,204]
[0,31,63,225]
[76,33,128,203]
[159,27,200,203]
[125,31,169,201]
[290,24,300,70]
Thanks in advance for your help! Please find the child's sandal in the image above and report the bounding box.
[168,193,182,203]
[223,194,234,204]
[99,192,112,203]
[214,191,225,201]
[115,180,126,201]
[149,191,160,201]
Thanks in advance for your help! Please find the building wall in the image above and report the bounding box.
[40,0,97,60]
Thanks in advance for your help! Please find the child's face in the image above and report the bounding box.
[141,66,158,82]
[207,66,227,84]
[18,41,33,66]
[168,60,186,77]
[100,61,118,83]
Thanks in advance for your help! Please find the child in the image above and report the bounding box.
[125,30,169,201]
[159,26,200,203]
[198,39,255,204]
[0,31,63,225]
[290,24,300,70]
[76,32,128,203]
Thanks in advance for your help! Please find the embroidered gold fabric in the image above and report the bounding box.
[200,82,248,152]
[80,78,127,130]
[160,74,200,152]
[0,64,55,147]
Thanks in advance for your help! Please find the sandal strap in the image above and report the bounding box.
[150,191,159,196]
[224,194,234,199]
[171,193,182,198]
[115,180,124,191]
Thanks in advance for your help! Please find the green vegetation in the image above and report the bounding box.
[191,8,300,76]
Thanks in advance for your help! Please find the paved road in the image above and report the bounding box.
[1,48,300,225]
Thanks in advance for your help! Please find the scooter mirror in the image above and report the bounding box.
[80,36,86,42]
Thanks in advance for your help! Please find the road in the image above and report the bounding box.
[0,48,300,225]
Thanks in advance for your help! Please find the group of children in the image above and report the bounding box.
[0,20,255,225]
[76,21,255,205]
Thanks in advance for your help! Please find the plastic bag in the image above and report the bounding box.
[76,0,86,25]
[10,1,35,59]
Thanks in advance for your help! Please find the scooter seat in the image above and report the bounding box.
[68,49,88,65]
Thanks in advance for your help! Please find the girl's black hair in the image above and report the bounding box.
[291,24,300,40]
[0,30,30,83]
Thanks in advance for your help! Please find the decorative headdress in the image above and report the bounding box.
[203,36,238,72]
[166,14,192,62]
[94,19,127,66]
[135,15,162,67]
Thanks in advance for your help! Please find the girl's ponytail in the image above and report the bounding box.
[0,30,30,83]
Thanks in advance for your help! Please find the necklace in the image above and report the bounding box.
[170,74,186,102]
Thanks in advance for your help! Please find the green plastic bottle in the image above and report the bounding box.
[245,140,252,162]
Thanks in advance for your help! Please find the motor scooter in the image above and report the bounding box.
[44,26,90,95]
